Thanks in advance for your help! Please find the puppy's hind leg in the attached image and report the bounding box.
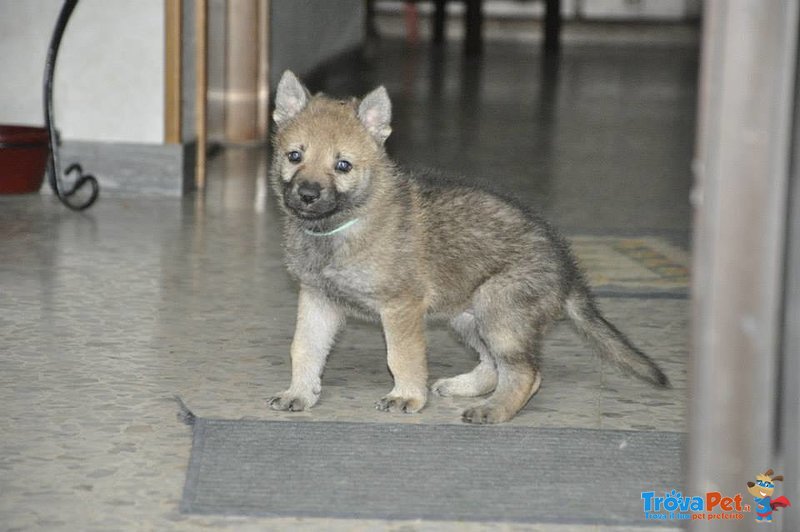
[461,356,542,424]
[432,311,498,398]
[460,283,550,424]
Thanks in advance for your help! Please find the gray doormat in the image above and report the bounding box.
[180,417,684,526]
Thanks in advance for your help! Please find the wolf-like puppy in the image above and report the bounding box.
[268,70,669,424]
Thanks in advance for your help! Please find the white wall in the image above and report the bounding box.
[580,0,690,21]
[0,0,164,144]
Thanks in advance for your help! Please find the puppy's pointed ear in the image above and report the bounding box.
[358,86,392,144]
[273,70,310,126]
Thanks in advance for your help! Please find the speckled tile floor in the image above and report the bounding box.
[0,193,687,530]
[0,36,695,531]
[0,191,688,530]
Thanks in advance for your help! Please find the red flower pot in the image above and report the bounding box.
[0,125,50,194]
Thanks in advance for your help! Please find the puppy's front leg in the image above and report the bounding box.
[269,286,344,411]
[375,300,428,414]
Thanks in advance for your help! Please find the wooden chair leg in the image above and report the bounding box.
[404,1,420,44]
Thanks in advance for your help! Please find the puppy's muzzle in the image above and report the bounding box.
[285,179,338,219]
[297,181,321,205]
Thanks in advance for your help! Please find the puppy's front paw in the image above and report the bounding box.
[375,391,426,414]
[268,390,317,412]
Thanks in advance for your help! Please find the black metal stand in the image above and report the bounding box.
[464,0,483,55]
[44,0,99,211]
[429,0,561,56]
[544,0,561,54]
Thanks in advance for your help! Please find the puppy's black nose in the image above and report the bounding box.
[297,181,321,204]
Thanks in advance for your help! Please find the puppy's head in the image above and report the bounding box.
[271,70,392,221]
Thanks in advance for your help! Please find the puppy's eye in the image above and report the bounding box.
[287,151,302,163]
[335,160,352,173]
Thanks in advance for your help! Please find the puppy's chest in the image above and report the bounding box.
[289,249,381,312]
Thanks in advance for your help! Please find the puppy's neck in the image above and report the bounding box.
[302,217,361,237]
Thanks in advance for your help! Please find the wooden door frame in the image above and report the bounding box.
[164,0,208,190]
[689,3,799,530]
[165,0,182,144]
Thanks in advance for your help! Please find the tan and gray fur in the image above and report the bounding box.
[268,70,670,424]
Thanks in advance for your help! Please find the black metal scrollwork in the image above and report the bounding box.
[44,0,99,211]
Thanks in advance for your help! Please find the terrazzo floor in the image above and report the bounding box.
[0,191,688,531]
[0,36,696,531]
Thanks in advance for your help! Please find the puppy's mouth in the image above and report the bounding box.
[283,198,339,220]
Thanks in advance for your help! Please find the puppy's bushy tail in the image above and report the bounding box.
[565,289,671,388]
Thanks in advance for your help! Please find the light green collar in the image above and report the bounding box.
[303,218,360,237]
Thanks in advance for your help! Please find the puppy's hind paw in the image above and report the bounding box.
[461,403,513,424]
[431,378,456,397]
